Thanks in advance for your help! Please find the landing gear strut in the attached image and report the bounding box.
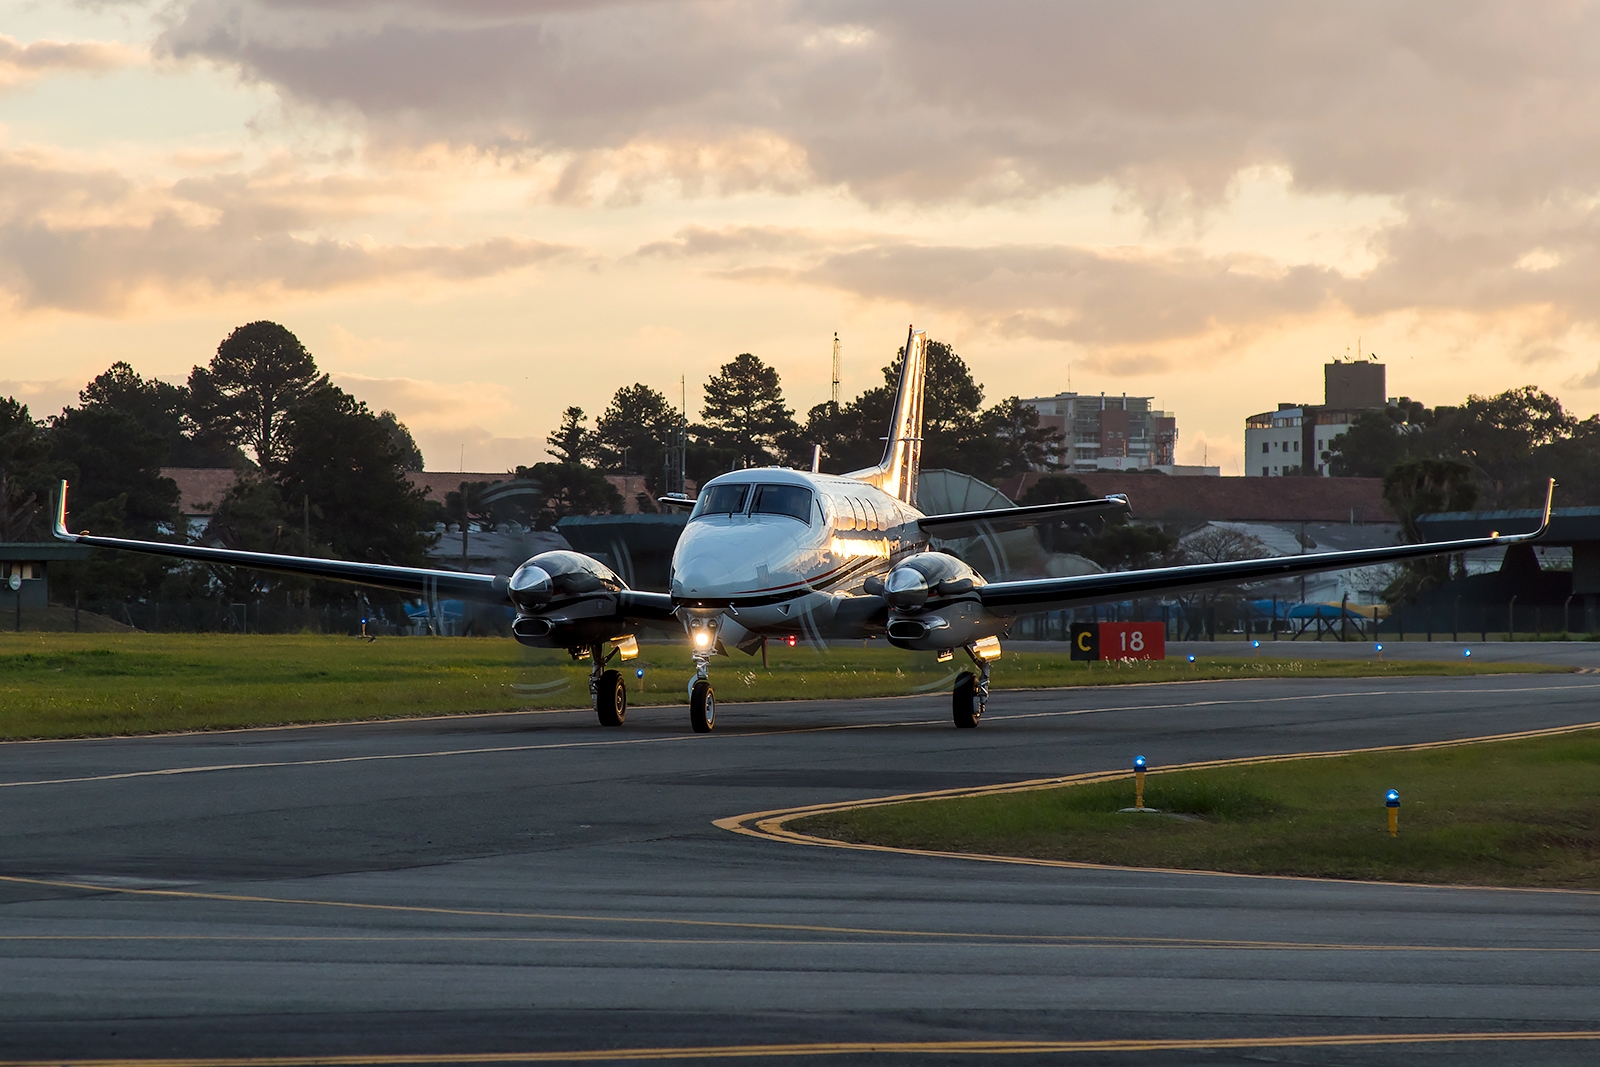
[688,647,715,732]
[587,644,626,727]
[952,644,992,729]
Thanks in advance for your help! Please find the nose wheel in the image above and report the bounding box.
[690,678,715,732]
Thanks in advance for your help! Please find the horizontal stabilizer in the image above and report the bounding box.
[918,495,1130,534]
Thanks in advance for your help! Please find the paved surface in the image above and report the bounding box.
[1019,638,1600,666]
[4,673,1600,1064]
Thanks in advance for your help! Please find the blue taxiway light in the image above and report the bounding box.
[1386,789,1401,807]
[636,668,645,678]
[1187,654,1196,663]
[1464,648,1472,657]
[1134,755,1147,771]
[1376,643,1384,652]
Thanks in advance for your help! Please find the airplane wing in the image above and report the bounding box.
[917,495,1129,534]
[53,480,509,604]
[976,480,1554,616]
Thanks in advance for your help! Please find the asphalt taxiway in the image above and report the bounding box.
[4,671,1600,1064]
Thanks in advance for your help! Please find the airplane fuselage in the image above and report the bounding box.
[670,468,925,644]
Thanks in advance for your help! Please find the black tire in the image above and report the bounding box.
[690,678,716,733]
[952,671,981,729]
[596,669,627,727]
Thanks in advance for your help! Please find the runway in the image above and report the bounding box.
[4,672,1600,1064]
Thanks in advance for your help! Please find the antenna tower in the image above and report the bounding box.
[830,332,841,407]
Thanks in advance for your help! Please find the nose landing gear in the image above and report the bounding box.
[688,648,715,732]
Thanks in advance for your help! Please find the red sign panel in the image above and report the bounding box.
[1095,622,1166,661]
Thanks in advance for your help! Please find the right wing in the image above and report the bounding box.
[978,480,1555,615]
[53,480,509,604]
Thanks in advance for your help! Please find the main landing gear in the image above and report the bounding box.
[586,644,627,727]
[951,643,994,729]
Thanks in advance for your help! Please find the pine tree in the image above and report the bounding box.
[699,353,798,468]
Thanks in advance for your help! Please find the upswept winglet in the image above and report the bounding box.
[53,480,76,542]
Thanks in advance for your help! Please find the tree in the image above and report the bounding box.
[202,474,310,603]
[546,406,599,466]
[274,385,435,580]
[79,361,238,468]
[1085,521,1181,571]
[515,462,623,528]
[982,397,1064,478]
[1019,473,1092,505]
[48,398,183,603]
[1326,410,1418,478]
[1379,457,1479,603]
[804,339,1007,479]
[698,353,799,468]
[0,398,50,541]
[376,410,425,471]
[595,384,680,489]
[189,321,328,470]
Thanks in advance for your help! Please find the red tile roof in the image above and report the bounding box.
[996,472,1392,523]
[162,468,244,517]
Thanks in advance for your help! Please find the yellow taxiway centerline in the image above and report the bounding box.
[1,1031,1599,1064]
[714,718,1600,895]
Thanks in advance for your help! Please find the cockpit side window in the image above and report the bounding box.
[690,483,750,520]
[751,484,812,524]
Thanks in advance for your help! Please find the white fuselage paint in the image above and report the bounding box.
[670,468,924,635]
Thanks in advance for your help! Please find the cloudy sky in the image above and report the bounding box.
[4,0,1599,474]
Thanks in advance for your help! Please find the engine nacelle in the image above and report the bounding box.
[509,550,628,648]
[875,552,1001,651]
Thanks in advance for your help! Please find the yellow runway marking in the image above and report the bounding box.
[4,875,1598,953]
[716,719,1600,896]
[0,1031,1598,1064]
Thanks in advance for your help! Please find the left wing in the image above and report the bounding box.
[54,480,509,604]
[978,480,1554,615]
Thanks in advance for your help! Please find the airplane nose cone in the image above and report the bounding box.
[508,564,553,609]
[884,566,929,610]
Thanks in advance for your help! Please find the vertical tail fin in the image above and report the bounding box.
[845,325,925,505]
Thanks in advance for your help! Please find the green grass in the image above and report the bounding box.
[0,632,1566,740]
[795,729,1600,889]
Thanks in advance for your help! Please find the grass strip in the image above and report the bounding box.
[0,632,1566,740]
[793,727,1600,889]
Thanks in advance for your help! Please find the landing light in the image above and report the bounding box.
[693,630,711,649]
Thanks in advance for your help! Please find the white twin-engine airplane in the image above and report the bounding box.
[55,326,1552,733]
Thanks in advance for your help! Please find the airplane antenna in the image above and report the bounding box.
[830,332,841,407]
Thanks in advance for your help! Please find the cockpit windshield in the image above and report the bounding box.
[690,483,749,520]
[751,484,812,524]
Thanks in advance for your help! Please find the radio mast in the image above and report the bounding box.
[830,332,841,407]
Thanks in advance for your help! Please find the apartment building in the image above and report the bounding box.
[1245,360,1386,477]
[1018,392,1196,473]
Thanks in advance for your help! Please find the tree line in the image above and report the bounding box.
[0,323,1062,606]
[1321,384,1600,601]
[1,322,433,607]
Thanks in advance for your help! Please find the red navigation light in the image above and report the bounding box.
[786,635,797,647]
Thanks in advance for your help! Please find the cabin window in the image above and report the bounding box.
[690,483,749,519]
[751,484,812,524]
